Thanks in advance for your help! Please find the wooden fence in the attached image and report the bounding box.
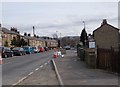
[97,47,119,73]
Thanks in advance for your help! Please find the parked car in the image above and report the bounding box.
[32,46,39,53]
[0,46,13,58]
[38,47,44,52]
[23,46,34,54]
[44,47,49,51]
[64,46,71,50]
[12,47,26,56]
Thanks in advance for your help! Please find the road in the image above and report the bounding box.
[2,51,53,85]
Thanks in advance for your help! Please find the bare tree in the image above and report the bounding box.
[52,33,58,39]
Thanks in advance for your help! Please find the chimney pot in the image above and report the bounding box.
[102,19,107,25]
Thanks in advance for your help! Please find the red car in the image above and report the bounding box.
[39,47,44,52]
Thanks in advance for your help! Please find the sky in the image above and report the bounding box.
[1,1,119,37]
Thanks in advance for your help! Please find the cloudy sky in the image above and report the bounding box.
[1,1,119,37]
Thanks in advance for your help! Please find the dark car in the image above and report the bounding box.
[64,46,71,50]
[0,46,13,58]
[12,47,26,56]
[44,47,49,51]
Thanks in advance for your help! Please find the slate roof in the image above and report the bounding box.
[2,27,21,36]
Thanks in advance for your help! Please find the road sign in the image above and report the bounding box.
[89,41,96,48]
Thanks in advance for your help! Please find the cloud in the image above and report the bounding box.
[2,2,118,37]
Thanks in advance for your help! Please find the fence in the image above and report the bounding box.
[97,47,119,73]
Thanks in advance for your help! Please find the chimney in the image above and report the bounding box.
[28,33,31,36]
[11,27,14,31]
[17,31,20,34]
[24,32,27,36]
[101,19,107,25]
[34,34,36,37]
[14,28,17,32]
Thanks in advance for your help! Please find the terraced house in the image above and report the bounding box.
[1,27,21,47]
[1,26,58,48]
[23,33,45,47]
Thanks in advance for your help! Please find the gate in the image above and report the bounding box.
[97,47,119,73]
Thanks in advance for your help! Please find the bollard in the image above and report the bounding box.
[0,58,2,65]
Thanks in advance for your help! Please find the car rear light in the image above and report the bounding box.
[2,48,5,54]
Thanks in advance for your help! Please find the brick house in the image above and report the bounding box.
[93,19,120,49]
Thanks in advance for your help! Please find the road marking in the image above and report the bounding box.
[12,76,27,86]
[40,65,43,68]
[44,63,47,65]
[35,68,39,71]
[12,60,52,86]
[28,72,34,76]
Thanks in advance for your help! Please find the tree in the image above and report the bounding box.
[11,37,27,47]
[52,33,58,39]
[11,37,17,47]
[20,38,27,47]
[80,28,88,47]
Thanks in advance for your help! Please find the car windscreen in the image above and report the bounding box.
[23,47,29,50]
[13,48,20,50]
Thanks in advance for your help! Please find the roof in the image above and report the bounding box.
[2,27,21,36]
[24,36,45,41]
[2,27,16,34]
[93,23,119,33]
[44,39,58,42]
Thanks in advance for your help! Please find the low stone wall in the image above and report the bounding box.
[85,48,97,69]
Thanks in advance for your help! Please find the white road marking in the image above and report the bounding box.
[12,61,51,86]
[44,63,47,65]
[40,65,43,68]
[12,76,27,86]
[35,68,39,71]
[28,72,33,76]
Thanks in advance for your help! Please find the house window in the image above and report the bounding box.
[12,35,14,39]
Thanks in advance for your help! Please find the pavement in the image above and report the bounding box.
[54,50,119,86]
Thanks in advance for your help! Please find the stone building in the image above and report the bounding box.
[93,19,120,49]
